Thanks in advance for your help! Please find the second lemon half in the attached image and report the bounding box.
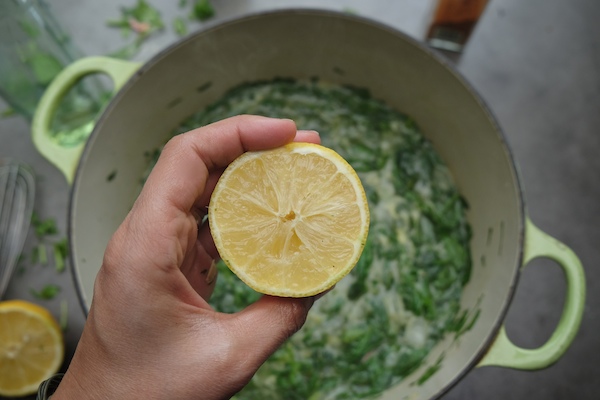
[208,142,370,297]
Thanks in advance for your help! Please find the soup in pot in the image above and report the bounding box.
[147,79,473,399]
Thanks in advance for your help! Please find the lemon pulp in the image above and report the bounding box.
[209,143,370,297]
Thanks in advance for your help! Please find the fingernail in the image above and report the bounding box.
[297,129,320,137]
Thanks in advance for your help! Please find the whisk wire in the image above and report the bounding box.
[0,160,35,298]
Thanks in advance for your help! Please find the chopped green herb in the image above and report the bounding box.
[106,20,132,39]
[178,0,188,7]
[32,244,48,265]
[107,0,164,39]
[31,247,38,263]
[107,40,143,60]
[31,212,58,237]
[332,66,345,76]
[196,81,212,93]
[30,284,61,300]
[463,308,481,332]
[16,265,27,276]
[416,355,444,386]
[54,239,68,273]
[1,108,16,118]
[16,254,27,276]
[17,253,26,264]
[190,0,215,21]
[106,170,118,182]
[347,237,373,300]
[173,16,188,36]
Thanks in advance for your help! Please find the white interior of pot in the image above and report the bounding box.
[71,10,524,399]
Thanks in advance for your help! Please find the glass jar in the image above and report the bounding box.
[0,0,107,146]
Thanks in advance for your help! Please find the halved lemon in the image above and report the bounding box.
[209,142,370,297]
[0,300,64,397]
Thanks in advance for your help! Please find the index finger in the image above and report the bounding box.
[142,115,298,213]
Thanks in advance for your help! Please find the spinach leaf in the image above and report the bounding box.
[191,0,215,21]
[30,284,61,300]
[173,16,188,36]
[107,0,164,39]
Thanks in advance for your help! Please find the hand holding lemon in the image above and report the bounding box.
[45,116,368,400]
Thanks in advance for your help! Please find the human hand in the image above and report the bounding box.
[53,115,322,400]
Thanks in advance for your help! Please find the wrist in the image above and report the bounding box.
[50,329,140,399]
[51,357,140,400]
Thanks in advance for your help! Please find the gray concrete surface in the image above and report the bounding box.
[1,0,598,399]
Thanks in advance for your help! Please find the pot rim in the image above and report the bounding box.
[67,8,526,399]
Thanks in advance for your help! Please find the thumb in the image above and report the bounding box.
[231,295,316,367]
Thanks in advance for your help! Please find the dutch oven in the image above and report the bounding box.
[31,10,585,400]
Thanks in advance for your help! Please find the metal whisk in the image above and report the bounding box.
[0,159,35,298]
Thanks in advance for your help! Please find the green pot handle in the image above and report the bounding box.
[478,218,585,369]
[31,56,141,184]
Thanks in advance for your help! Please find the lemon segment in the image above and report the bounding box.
[0,300,64,397]
[209,143,370,297]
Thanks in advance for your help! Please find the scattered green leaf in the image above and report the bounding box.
[30,284,61,300]
[16,255,27,276]
[54,239,68,273]
[31,212,58,238]
[31,244,48,265]
[1,108,16,118]
[463,308,481,332]
[178,0,188,8]
[106,170,118,182]
[196,81,212,93]
[173,16,188,36]
[416,354,444,386]
[107,40,143,60]
[107,0,164,38]
[191,0,215,21]
[16,265,27,276]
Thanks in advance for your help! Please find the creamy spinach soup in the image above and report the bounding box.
[169,79,472,399]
